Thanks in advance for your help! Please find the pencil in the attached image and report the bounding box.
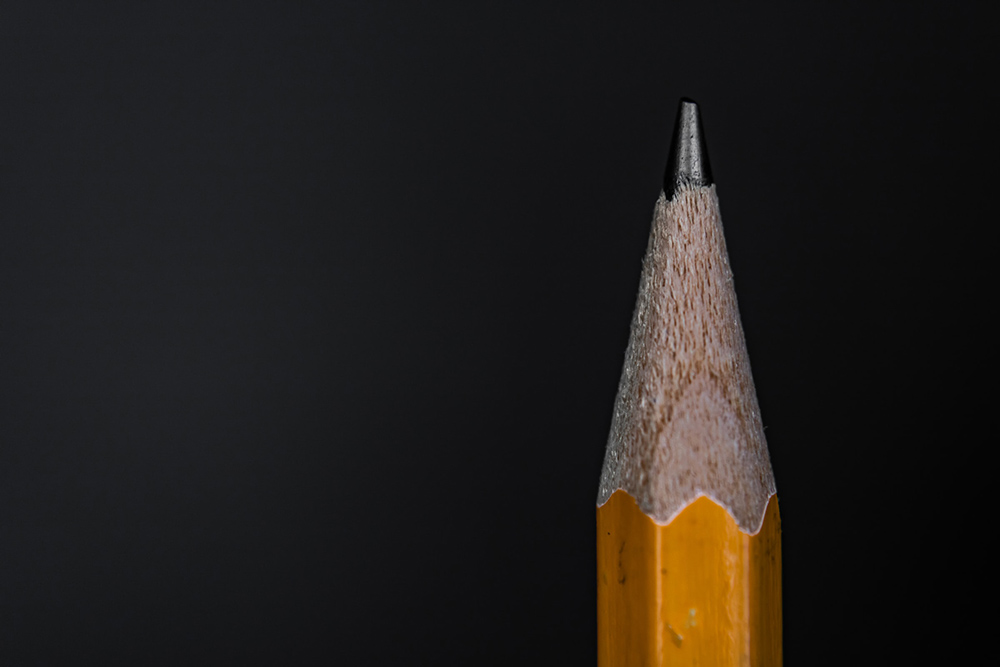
[597,99,781,666]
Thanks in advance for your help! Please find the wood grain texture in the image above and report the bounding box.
[597,490,781,666]
[597,186,774,532]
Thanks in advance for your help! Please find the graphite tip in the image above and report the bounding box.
[664,98,713,197]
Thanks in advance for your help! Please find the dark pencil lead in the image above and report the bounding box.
[664,98,713,198]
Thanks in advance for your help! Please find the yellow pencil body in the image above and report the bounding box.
[597,491,782,666]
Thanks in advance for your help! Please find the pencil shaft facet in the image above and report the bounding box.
[597,491,782,666]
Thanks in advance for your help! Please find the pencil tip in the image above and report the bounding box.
[664,98,713,197]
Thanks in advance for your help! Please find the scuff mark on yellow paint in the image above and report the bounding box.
[666,624,683,648]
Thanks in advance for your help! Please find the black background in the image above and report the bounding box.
[1,1,994,664]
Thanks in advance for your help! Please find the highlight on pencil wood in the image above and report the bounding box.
[597,99,781,665]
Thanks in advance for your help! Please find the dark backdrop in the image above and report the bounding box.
[1,1,993,664]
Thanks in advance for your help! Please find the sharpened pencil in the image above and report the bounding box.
[597,99,781,666]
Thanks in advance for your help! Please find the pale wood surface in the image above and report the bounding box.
[598,186,774,532]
